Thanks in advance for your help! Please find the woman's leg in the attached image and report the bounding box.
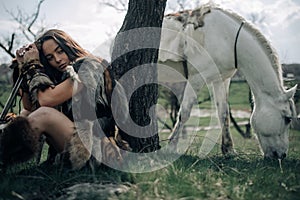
[28,107,75,152]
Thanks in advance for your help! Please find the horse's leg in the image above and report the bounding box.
[168,77,203,151]
[168,81,199,146]
[212,79,235,155]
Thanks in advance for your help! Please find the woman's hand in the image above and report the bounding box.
[4,112,17,122]
[16,43,40,66]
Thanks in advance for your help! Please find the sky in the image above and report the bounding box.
[0,0,299,64]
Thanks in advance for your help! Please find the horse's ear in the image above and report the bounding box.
[285,84,298,100]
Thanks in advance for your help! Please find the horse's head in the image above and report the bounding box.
[250,85,297,159]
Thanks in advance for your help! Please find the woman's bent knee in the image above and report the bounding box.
[30,107,58,117]
[27,107,60,131]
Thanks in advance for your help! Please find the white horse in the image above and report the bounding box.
[158,4,297,159]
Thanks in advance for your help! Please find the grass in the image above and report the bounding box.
[195,81,253,110]
[0,128,299,199]
[1,82,300,199]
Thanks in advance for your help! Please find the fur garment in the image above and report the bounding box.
[55,121,129,170]
[0,116,40,167]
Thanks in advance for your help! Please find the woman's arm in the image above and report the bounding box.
[21,91,33,111]
[33,57,102,108]
[37,78,83,107]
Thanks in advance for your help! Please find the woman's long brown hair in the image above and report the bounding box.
[35,29,92,82]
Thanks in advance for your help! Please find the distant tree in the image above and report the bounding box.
[0,0,46,59]
[99,0,201,14]
[100,0,128,12]
[0,0,46,110]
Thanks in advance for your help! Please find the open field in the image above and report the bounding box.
[0,128,299,199]
[0,82,299,199]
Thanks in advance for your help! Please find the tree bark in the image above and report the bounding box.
[111,0,166,152]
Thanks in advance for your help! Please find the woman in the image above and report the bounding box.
[0,29,128,170]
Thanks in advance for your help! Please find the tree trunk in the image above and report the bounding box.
[111,0,166,152]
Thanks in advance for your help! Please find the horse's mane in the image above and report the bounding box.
[208,4,283,83]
